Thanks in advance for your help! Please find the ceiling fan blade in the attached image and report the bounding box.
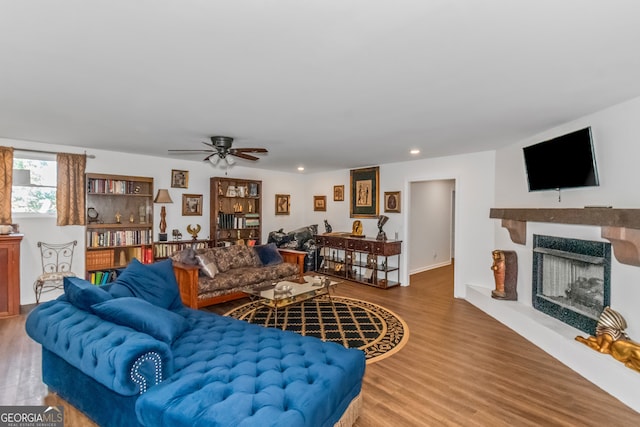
[233,148,268,153]
[168,149,213,153]
[201,141,215,149]
[203,153,217,162]
[231,152,259,161]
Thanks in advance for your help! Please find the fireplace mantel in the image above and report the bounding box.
[489,208,640,266]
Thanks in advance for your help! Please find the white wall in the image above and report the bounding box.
[408,179,455,274]
[304,151,496,294]
[493,95,640,337]
[489,95,640,411]
[3,138,308,305]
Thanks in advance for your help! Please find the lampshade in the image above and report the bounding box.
[225,156,235,165]
[209,155,220,165]
[154,189,173,204]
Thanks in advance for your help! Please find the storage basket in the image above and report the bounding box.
[86,249,114,270]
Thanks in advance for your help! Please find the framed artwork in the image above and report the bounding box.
[333,185,344,201]
[171,169,189,188]
[350,166,379,218]
[275,194,290,215]
[384,191,401,213]
[314,195,327,211]
[182,194,202,216]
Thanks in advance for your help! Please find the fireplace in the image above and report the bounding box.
[532,235,611,334]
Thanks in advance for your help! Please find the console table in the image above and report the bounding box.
[315,234,402,288]
[0,234,23,318]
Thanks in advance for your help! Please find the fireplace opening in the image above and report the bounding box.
[532,235,611,334]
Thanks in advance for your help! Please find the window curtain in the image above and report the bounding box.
[57,153,86,226]
[0,146,13,224]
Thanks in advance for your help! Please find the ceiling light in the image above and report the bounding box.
[209,155,220,165]
[297,167,304,171]
[410,149,420,155]
[225,156,235,165]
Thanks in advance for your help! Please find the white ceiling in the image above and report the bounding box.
[2,1,640,173]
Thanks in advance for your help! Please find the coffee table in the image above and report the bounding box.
[246,276,339,327]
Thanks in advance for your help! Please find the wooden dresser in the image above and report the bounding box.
[0,234,23,318]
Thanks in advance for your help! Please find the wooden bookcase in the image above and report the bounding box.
[315,234,402,288]
[210,177,262,247]
[85,173,154,284]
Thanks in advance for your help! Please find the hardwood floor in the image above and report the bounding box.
[2,264,639,426]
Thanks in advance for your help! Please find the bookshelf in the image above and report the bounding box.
[210,177,262,247]
[153,239,213,260]
[85,173,154,284]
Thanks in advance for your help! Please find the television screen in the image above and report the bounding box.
[523,127,599,191]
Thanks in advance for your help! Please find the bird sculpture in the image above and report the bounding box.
[187,224,201,240]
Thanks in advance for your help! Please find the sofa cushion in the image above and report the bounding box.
[63,276,113,312]
[254,243,284,266]
[211,245,261,272]
[196,251,219,278]
[109,259,182,310]
[91,297,188,344]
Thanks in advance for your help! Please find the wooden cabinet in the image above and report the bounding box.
[210,177,262,247]
[153,239,213,260]
[0,234,23,318]
[85,173,154,284]
[315,234,402,288]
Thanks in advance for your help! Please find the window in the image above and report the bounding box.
[11,158,57,215]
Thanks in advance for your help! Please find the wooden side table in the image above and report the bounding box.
[0,234,23,318]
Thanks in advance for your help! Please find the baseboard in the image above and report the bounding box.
[410,260,451,275]
[465,284,640,413]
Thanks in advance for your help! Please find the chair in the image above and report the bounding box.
[33,240,78,303]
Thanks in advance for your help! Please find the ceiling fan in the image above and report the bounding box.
[168,136,268,165]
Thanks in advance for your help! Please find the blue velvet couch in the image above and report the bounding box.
[26,259,365,427]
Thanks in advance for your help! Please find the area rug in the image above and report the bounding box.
[224,295,409,364]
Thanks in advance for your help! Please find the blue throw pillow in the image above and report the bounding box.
[254,243,284,266]
[91,297,187,344]
[108,259,183,310]
[63,276,113,312]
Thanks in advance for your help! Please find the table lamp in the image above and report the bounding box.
[154,189,173,241]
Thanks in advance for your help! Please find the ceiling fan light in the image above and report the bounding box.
[209,155,220,165]
[225,156,235,165]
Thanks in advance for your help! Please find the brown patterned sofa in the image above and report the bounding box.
[172,244,306,308]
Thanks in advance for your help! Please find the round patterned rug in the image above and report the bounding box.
[224,295,409,364]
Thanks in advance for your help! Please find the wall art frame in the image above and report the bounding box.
[182,194,202,216]
[350,166,379,218]
[314,195,327,211]
[275,194,290,215]
[333,185,344,201]
[171,169,189,188]
[384,191,401,213]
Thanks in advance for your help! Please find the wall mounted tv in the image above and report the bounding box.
[523,127,599,192]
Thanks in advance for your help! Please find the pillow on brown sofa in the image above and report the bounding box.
[196,252,219,278]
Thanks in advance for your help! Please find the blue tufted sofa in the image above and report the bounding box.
[26,259,365,427]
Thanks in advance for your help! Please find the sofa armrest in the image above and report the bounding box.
[26,300,174,396]
[278,248,306,282]
[173,262,200,309]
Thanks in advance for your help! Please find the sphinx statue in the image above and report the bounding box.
[576,306,640,373]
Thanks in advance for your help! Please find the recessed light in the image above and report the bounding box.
[410,149,420,155]
[297,167,305,171]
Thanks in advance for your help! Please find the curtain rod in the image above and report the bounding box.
[15,147,96,159]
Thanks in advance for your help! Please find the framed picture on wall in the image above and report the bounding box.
[182,194,202,216]
[384,191,401,213]
[333,185,344,201]
[350,166,379,218]
[314,195,327,211]
[275,194,290,215]
[171,169,189,188]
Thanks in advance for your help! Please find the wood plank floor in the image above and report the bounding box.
[2,263,639,426]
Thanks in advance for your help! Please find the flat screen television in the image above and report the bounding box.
[523,127,599,191]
